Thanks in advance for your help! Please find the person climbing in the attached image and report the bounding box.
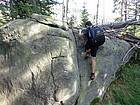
[79,21,105,80]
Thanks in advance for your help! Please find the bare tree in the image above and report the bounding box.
[96,0,100,25]
[66,0,69,22]
[124,0,127,21]
[62,0,69,22]
[62,0,65,22]
[120,0,124,21]
[113,0,140,21]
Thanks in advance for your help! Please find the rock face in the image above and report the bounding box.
[0,14,134,105]
[75,33,133,105]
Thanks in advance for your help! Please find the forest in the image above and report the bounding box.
[0,0,140,105]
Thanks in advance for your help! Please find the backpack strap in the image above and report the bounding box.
[88,26,96,40]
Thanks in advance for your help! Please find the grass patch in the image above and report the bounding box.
[95,60,140,105]
[90,98,100,105]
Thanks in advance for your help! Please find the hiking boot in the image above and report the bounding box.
[84,52,91,59]
[90,73,95,80]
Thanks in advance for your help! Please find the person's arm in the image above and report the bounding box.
[79,29,84,38]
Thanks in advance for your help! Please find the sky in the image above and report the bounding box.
[54,0,119,24]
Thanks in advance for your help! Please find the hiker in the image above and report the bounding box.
[79,21,105,80]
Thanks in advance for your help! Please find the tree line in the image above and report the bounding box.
[63,0,140,27]
[0,0,140,28]
[113,0,140,21]
[0,0,57,25]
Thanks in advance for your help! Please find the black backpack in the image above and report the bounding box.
[88,26,105,46]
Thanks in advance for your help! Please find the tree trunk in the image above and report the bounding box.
[96,0,99,25]
[62,0,65,22]
[66,0,69,23]
[99,19,140,30]
[99,19,140,45]
[121,0,124,21]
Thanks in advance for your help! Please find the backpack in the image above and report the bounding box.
[88,26,105,46]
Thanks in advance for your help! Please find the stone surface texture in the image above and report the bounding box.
[0,14,134,105]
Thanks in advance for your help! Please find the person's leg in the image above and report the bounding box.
[84,49,91,59]
[90,57,96,80]
[91,57,96,73]
[90,46,98,80]
[84,42,91,59]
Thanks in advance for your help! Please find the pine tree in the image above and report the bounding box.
[0,0,57,20]
[113,0,140,21]
[113,0,124,21]
[137,1,140,20]
[80,1,89,27]
[113,0,140,36]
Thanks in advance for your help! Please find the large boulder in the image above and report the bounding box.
[75,31,134,105]
[0,14,134,105]
[0,14,79,105]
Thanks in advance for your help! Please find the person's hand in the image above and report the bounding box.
[79,29,84,38]
[79,29,82,34]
